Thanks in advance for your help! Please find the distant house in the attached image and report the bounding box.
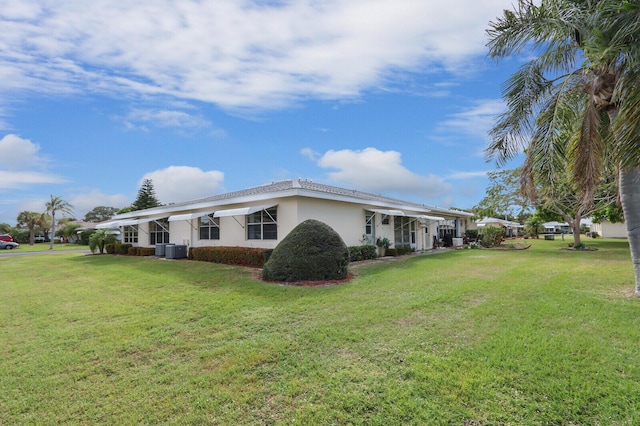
[473,217,523,238]
[542,221,571,234]
[590,221,627,238]
[97,180,474,251]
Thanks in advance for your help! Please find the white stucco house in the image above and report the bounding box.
[473,217,524,238]
[97,180,474,251]
[543,221,572,234]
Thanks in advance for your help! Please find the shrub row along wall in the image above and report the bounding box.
[189,246,270,268]
[348,245,377,261]
[104,243,387,265]
[105,243,156,256]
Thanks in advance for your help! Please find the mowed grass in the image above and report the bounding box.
[4,242,88,252]
[1,239,639,425]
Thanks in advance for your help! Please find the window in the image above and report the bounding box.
[199,214,220,240]
[149,219,170,245]
[364,212,375,244]
[394,216,415,247]
[247,207,277,240]
[123,225,138,243]
[382,215,390,225]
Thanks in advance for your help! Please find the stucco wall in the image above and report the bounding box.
[591,221,627,238]
[130,197,463,251]
[296,198,369,247]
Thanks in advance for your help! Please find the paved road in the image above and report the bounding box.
[0,249,92,258]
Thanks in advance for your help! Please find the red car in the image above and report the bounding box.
[0,234,13,242]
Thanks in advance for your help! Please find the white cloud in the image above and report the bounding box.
[0,134,42,169]
[316,147,451,199]
[439,99,505,137]
[300,147,319,161]
[433,99,506,156]
[0,171,67,189]
[447,170,490,180]
[122,108,211,131]
[68,190,130,220]
[0,1,511,111]
[141,166,225,204]
[0,134,67,188]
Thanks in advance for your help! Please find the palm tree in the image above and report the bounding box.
[58,223,82,244]
[45,195,74,250]
[89,229,117,254]
[486,0,640,293]
[16,211,46,245]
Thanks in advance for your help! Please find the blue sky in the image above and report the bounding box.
[0,0,524,225]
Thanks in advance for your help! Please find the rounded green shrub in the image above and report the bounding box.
[480,225,505,248]
[262,219,349,282]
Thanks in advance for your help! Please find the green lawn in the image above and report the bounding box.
[4,242,88,252]
[1,239,639,424]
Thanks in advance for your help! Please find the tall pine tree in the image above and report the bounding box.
[132,179,161,211]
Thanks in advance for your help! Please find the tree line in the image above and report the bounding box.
[1,179,162,245]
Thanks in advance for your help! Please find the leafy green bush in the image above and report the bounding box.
[78,229,94,245]
[348,245,377,262]
[262,219,349,282]
[480,225,505,248]
[190,246,267,267]
[105,243,116,254]
[465,229,478,241]
[118,244,132,254]
[395,245,414,256]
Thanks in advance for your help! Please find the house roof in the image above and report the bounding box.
[477,217,523,228]
[110,179,473,222]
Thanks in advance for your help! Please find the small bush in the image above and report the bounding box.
[128,247,137,256]
[480,226,505,248]
[78,229,94,245]
[465,229,479,241]
[105,243,117,254]
[263,219,349,282]
[348,245,377,262]
[395,245,414,256]
[118,244,132,255]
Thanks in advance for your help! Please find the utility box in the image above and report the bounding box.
[166,244,187,259]
[155,243,174,257]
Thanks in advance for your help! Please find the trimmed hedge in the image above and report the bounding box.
[189,246,267,267]
[126,247,155,256]
[348,245,378,262]
[106,243,135,255]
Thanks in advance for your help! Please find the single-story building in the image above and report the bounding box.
[472,217,524,238]
[97,179,474,251]
[590,220,627,238]
[543,221,572,234]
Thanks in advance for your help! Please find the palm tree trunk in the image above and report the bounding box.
[619,167,640,295]
[49,212,55,250]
